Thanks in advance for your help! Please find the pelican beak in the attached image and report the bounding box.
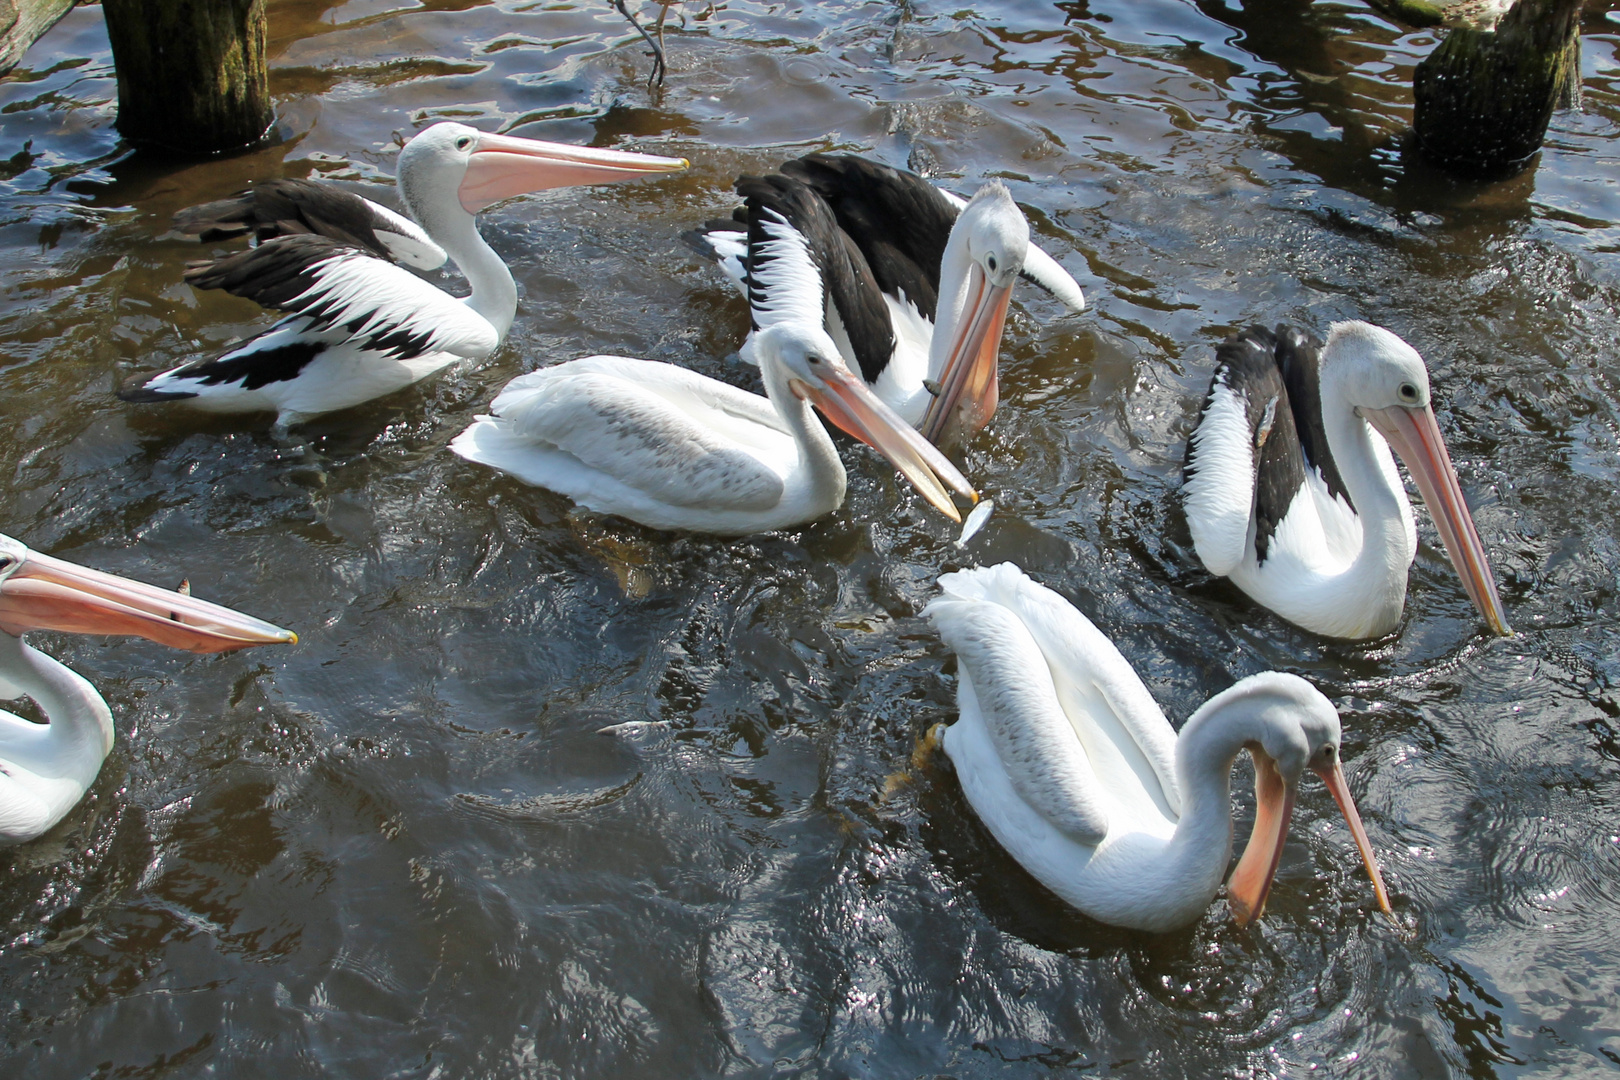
[459,133,689,214]
[919,265,1013,449]
[0,549,297,654]
[1227,745,1296,926]
[800,361,979,523]
[1362,404,1512,636]
[1312,756,1395,921]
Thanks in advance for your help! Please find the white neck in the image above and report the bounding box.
[1160,699,1266,890]
[0,632,115,845]
[758,357,846,511]
[401,181,518,342]
[926,221,976,382]
[1319,360,1418,604]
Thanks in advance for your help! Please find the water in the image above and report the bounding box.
[2,0,1619,1075]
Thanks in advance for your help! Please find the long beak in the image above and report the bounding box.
[919,266,1013,449]
[1362,404,1512,636]
[459,133,689,214]
[1312,758,1395,921]
[0,549,297,654]
[1228,746,1296,927]
[801,363,979,523]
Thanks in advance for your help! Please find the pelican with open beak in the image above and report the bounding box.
[926,563,1393,931]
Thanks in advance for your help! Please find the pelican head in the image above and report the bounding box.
[1208,673,1392,927]
[920,182,1030,448]
[0,534,296,654]
[396,121,689,227]
[756,323,979,522]
[1325,321,1512,636]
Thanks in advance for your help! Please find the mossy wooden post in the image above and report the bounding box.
[101,0,272,154]
[1410,0,1583,176]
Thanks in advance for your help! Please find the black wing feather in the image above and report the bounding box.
[734,173,895,384]
[173,179,402,261]
[779,153,959,322]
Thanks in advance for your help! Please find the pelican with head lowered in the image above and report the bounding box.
[1183,322,1511,640]
[0,535,296,845]
[450,321,977,536]
[686,154,1086,448]
[925,563,1392,932]
[119,122,688,430]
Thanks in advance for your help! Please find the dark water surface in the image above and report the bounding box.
[3,1,1619,1075]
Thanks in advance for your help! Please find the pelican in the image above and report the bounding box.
[450,322,977,535]
[925,563,1392,932]
[0,535,296,845]
[1183,322,1511,640]
[686,154,1086,447]
[118,122,688,430]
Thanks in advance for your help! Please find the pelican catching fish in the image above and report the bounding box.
[119,122,688,430]
[925,563,1392,931]
[0,535,296,845]
[1183,322,1511,639]
[687,154,1085,447]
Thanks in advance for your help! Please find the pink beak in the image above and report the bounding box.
[796,360,978,523]
[1228,746,1394,927]
[1362,404,1512,636]
[0,548,296,654]
[458,132,689,214]
[919,264,1014,449]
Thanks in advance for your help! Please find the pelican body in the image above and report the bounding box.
[1183,322,1511,639]
[119,122,687,429]
[0,535,296,845]
[687,154,1085,447]
[451,322,976,535]
[926,563,1391,932]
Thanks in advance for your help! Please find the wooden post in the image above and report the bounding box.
[101,0,273,155]
[0,0,76,77]
[1410,0,1583,176]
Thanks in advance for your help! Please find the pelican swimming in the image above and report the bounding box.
[686,154,1085,447]
[450,322,977,535]
[1183,322,1511,640]
[925,563,1392,931]
[0,535,296,845]
[118,122,688,430]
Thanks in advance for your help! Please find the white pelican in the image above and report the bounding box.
[119,122,688,430]
[0,535,296,845]
[686,154,1086,447]
[1183,322,1511,640]
[450,322,977,535]
[925,563,1393,932]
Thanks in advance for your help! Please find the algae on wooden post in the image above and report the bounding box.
[1411,0,1582,176]
[101,0,272,155]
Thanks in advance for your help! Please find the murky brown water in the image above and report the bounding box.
[3,1,1619,1075]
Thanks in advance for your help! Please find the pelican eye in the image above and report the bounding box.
[1399,382,1419,403]
[986,255,998,273]
[455,136,473,151]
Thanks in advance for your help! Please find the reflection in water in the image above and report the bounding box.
[1,0,1620,1076]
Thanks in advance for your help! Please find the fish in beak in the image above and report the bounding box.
[1227,745,1394,926]
[1361,403,1512,636]
[459,132,689,214]
[798,359,979,523]
[0,545,296,654]
[919,264,1014,449]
